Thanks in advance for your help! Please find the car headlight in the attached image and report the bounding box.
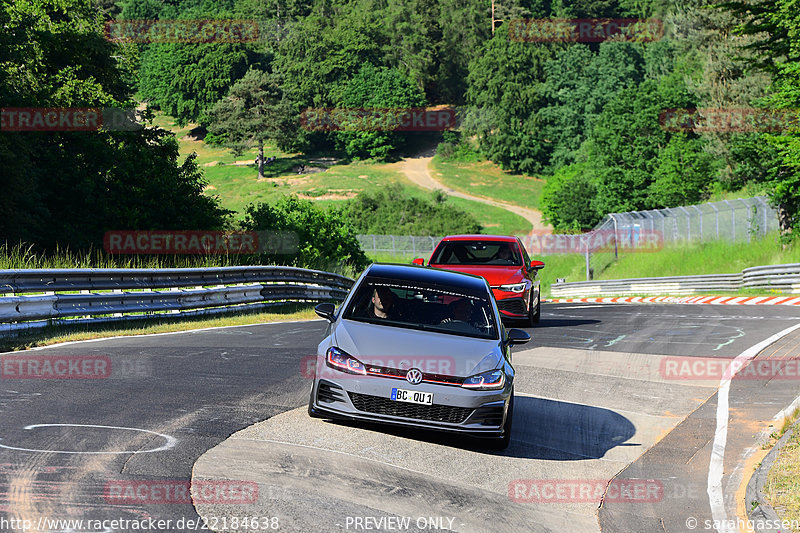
[462,369,505,390]
[326,347,366,375]
[498,282,527,293]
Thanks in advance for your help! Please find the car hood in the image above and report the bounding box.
[429,265,525,286]
[332,319,502,377]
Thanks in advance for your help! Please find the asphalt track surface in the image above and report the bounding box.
[0,303,799,533]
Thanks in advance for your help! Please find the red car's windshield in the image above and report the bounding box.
[430,241,521,266]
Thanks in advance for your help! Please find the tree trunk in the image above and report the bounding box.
[258,142,264,180]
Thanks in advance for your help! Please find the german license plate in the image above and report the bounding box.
[391,388,433,405]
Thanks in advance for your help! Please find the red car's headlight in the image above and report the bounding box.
[498,282,527,293]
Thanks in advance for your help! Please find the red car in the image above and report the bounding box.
[414,235,544,326]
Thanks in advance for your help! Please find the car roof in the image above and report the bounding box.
[365,263,488,292]
[440,234,518,243]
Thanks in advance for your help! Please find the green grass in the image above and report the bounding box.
[0,242,257,269]
[535,254,590,296]
[152,112,530,233]
[533,234,800,297]
[0,304,318,353]
[596,234,799,280]
[446,196,532,234]
[431,156,546,211]
[764,419,800,532]
[706,181,770,203]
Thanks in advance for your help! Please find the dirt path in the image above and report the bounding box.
[397,151,551,234]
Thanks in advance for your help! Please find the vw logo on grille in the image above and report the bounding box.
[406,368,423,385]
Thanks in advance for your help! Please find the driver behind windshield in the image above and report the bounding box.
[493,244,519,264]
[441,298,473,324]
[366,286,396,319]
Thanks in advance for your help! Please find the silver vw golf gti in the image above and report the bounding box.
[308,263,530,449]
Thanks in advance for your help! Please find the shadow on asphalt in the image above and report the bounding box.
[323,395,637,460]
[516,317,602,329]
[504,396,638,460]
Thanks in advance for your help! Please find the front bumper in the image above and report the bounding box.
[494,295,528,317]
[309,376,511,437]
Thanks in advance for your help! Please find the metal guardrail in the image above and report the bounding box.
[551,263,800,297]
[0,267,354,335]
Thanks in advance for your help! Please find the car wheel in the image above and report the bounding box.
[526,293,540,326]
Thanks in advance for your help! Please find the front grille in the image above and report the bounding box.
[496,297,527,315]
[317,380,346,404]
[365,365,463,386]
[348,392,473,424]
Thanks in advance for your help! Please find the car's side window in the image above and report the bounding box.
[518,239,531,266]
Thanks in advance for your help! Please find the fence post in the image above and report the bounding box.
[710,203,719,239]
[679,206,692,241]
[693,205,703,240]
[723,200,735,241]
[585,235,591,281]
[611,215,619,260]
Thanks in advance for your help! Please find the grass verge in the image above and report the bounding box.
[157,111,532,233]
[0,304,318,353]
[764,413,800,532]
[595,235,799,280]
[430,156,546,211]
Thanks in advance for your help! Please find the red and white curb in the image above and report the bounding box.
[545,295,800,306]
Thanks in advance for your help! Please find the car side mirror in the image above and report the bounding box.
[314,302,336,322]
[529,260,545,271]
[412,258,425,266]
[506,328,531,346]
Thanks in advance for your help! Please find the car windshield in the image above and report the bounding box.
[342,279,498,339]
[430,241,522,266]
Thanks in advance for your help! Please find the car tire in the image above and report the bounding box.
[526,293,540,326]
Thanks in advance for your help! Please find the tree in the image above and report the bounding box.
[540,163,600,231]
[0,0,228,251]
[208,69,297,178]
[331,64,427,160]
[465,30,555,173]
[241,196,369,271]
[720,0,800,239]
[538,41,645,169]
[649,133,717,206]
[138,41,251,125]
[584,76,698,215]
[341,184,482,235]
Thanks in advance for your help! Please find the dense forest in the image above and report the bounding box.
[2,0,799,254]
